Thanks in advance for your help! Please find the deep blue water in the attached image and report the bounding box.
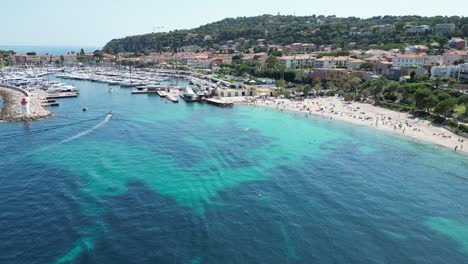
[1,77,468,264]
[0,45,100,55]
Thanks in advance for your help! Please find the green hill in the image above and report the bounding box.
[103,15,467,53]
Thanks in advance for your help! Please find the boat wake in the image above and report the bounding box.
[59,114,111,144]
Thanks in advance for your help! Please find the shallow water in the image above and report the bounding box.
[1,77,468,264]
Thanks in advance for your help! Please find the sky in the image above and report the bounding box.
[1,0,466,48]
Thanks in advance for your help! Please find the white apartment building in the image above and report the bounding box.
[393,54,425,68]
[314,56,349,68]
[405,25,430,33]
[278,55,315,69]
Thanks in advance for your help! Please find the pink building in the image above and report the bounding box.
[309,68,349,81]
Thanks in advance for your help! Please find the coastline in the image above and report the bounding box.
[228,96,468,154]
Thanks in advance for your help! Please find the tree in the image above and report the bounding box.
[436,92,451,102]
[367,77,386,105]
[327,81,337,91]
[458,94,468,115]
[359,62,373,71]
[266,56,278,69]
[302,84,311,95]
[397,84,410,104]
[275,79,286,88]
[414,88,436,113]
[348,77,361,99]
[26,52,36,56]
[453,59,465,65]
[383,81,399,102]
[410,71,416,82]
[433,98,456,117]
[93,50,103,62]
[432,78,442,89]
[80,49,85,56]
[313,78,322,90]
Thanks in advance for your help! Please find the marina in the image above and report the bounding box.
[0,67,243,112]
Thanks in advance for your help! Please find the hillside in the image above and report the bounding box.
[103,15,468,53]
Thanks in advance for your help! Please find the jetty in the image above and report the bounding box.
[131,88,158,94]
[46,92,79,99]
[204,98,233,107]
[0,85,51,122]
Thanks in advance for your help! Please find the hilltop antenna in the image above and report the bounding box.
[153,26,164,33]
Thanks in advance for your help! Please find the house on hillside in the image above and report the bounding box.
[443,50,468,65]
[405,25,430,33]
[309,68,348,81]
[435,23,455,35]
[448,38,467,50]
[278,55,315,69]
[393,54,425,68]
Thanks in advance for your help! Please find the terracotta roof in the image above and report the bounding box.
[397,54,424,58]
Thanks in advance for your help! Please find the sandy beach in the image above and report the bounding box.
[227,96,468,154]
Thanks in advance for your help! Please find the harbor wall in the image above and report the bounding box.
[0,86,51,122]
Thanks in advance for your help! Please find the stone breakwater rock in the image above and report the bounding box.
[0,86,52,122]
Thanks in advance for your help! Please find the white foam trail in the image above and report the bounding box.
[60,115,111,144]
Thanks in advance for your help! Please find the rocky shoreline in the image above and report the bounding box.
[0,86,52,122]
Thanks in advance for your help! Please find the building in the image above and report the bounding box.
[216,86,276,98]
[283,43,316,54]
[405,25,430,33]
[63,54,78,65]
[314,56,349,69]
[7,54,50,66]
[435,23,455,35]
[448,38,467,50]
[406,45,428,54]
[309,68,349,81]
[347,58,366,71]
[387,67,426,81]
[424,55,443,67]
[370,24,395,33]
[373,60,393,75]
[393,54,425,68]
[278,55,315,69]
[460,63,468,82]
[443,50,468,66]
[430,65,464,79]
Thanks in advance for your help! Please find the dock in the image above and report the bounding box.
[42,102,60,107]
[46,92,79,99]
[40,98,59,107]
[131,89,158,94]
[204,98,233,107]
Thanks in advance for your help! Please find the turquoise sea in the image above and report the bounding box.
[1,77,468,263]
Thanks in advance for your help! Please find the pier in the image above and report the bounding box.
[131,88,159,94]
[0,85,51,122]
[46,92,79,99]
